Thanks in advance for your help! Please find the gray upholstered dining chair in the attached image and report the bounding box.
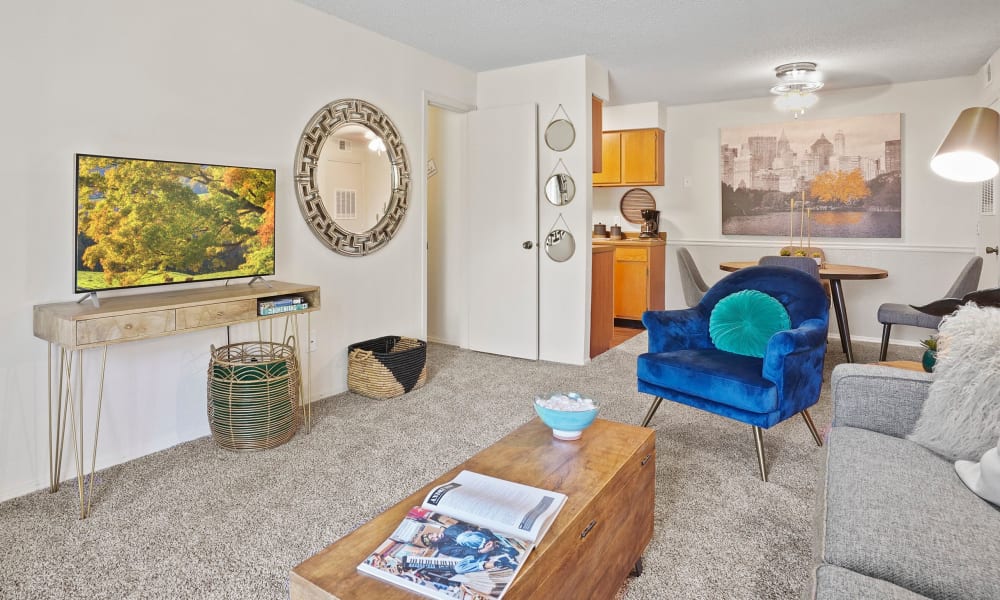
[677,247,710,308]
[758,255,821,279]
[877,255,983,360]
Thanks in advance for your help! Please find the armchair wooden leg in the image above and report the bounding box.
[752,426,768,482]
[801,409,823,447]
[879,324,892,361]
[641,396,664,427]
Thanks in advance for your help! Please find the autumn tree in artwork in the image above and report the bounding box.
[809,169,871,206]
[77,156,275,288]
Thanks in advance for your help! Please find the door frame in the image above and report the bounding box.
[420,91,476,345]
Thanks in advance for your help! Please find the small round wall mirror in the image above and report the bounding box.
[545,229,576,262]
[544,173,576,206]
[544,119,576,152]
[294,98,410,257]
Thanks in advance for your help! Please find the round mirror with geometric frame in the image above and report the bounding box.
[294,98,410,257]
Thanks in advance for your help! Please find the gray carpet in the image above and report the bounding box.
[0,335,920,599]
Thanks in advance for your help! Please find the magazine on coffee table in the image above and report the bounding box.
[357,470,567,599]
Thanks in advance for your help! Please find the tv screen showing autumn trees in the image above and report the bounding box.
[75,155,276,292]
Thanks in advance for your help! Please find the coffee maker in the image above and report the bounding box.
[639,209,660,239]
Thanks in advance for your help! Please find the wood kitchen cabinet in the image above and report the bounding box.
[593,237,665,321]
[592,95,603,173]
[593,128,664,187]
[590,245,614,358]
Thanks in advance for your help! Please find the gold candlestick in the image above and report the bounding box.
[789,198,795,248]
[799,199,805,250]
[807,208,812,250]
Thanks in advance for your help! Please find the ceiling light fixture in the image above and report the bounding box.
[770,62,824,119]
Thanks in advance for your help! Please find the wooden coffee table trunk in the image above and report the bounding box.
[291,418,656,599]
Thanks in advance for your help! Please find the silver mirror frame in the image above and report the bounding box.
[544,173,576,206]
[294,98,410,256]
[545,229,576,262]
[544,119,576,152]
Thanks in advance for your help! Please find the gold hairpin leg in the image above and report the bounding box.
[292,312,312,433]
[49,345,108,518]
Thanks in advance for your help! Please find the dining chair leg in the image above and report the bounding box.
[801,409,823,447]
[879,324,892,361]
[641,397,664,427]
[752,426,768,482]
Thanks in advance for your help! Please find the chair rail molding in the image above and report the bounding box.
[671,239,976,254]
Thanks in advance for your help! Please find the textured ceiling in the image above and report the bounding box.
[296,0,1000,106]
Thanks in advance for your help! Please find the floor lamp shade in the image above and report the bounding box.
[930,107,1000,183]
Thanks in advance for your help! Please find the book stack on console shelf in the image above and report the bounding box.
[358,471,566,600]
[258,295,309,316]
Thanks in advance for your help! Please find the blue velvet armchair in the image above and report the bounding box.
[638,266,830,481]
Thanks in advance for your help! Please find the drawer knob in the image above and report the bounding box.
[216,311,224,317]
[580,519,597,539]
[123,323,133,330]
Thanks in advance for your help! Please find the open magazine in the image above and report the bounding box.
[357,470,567,600]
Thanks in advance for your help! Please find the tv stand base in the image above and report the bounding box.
[246,276,273,288]
[76,292,100,308]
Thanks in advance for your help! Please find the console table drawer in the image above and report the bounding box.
[176,300,256,330]
[76,311,176,346]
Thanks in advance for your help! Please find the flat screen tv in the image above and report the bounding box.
[75,154,276,293]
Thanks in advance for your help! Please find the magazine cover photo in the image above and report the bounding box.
[359,506,531,600]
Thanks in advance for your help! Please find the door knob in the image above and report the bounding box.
[522,241,534,250]
[987,246,998,255]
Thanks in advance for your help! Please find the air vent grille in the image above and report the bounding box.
[334,189,357,219]
[982,177,995,216]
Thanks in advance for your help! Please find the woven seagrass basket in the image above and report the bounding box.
[207,341,301,451]
[348,336,427,399]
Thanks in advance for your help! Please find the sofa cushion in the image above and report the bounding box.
[637,348,776,413]
[813,565,929,599]
[819,427,1000,600]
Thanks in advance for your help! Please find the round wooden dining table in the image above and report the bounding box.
[719,261,888,363]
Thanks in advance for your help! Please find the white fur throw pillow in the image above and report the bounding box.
[908,304,1000,461]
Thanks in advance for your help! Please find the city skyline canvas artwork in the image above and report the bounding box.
[720,113,902,238]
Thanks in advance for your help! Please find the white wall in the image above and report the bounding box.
[595,76,983,346]
[476,56,608,365]
[0,0,475,502]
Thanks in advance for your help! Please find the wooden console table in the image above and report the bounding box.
[291,418,655,600]
[33,280,321,518]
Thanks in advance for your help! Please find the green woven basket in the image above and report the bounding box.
[207,341,301,451]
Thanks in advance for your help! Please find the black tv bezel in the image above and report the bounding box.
[74,153,277,294]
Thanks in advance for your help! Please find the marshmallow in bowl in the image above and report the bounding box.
[535,393,596,411]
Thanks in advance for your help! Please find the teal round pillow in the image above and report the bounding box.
[709,290,791,358]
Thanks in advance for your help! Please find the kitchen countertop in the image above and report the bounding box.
[592,234,666,247]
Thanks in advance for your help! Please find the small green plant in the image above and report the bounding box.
[811,252,822,258]
[794,250,807,257]
[920,337,937,351]
[779,248,791,256]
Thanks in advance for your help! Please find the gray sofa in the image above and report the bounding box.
[808,364,1000,600]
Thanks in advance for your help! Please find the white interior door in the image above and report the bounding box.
[466,104,538,359]
[982,97,1000,287]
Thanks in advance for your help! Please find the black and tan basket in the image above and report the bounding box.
[348,336,427,399]
[207,340,301,451]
